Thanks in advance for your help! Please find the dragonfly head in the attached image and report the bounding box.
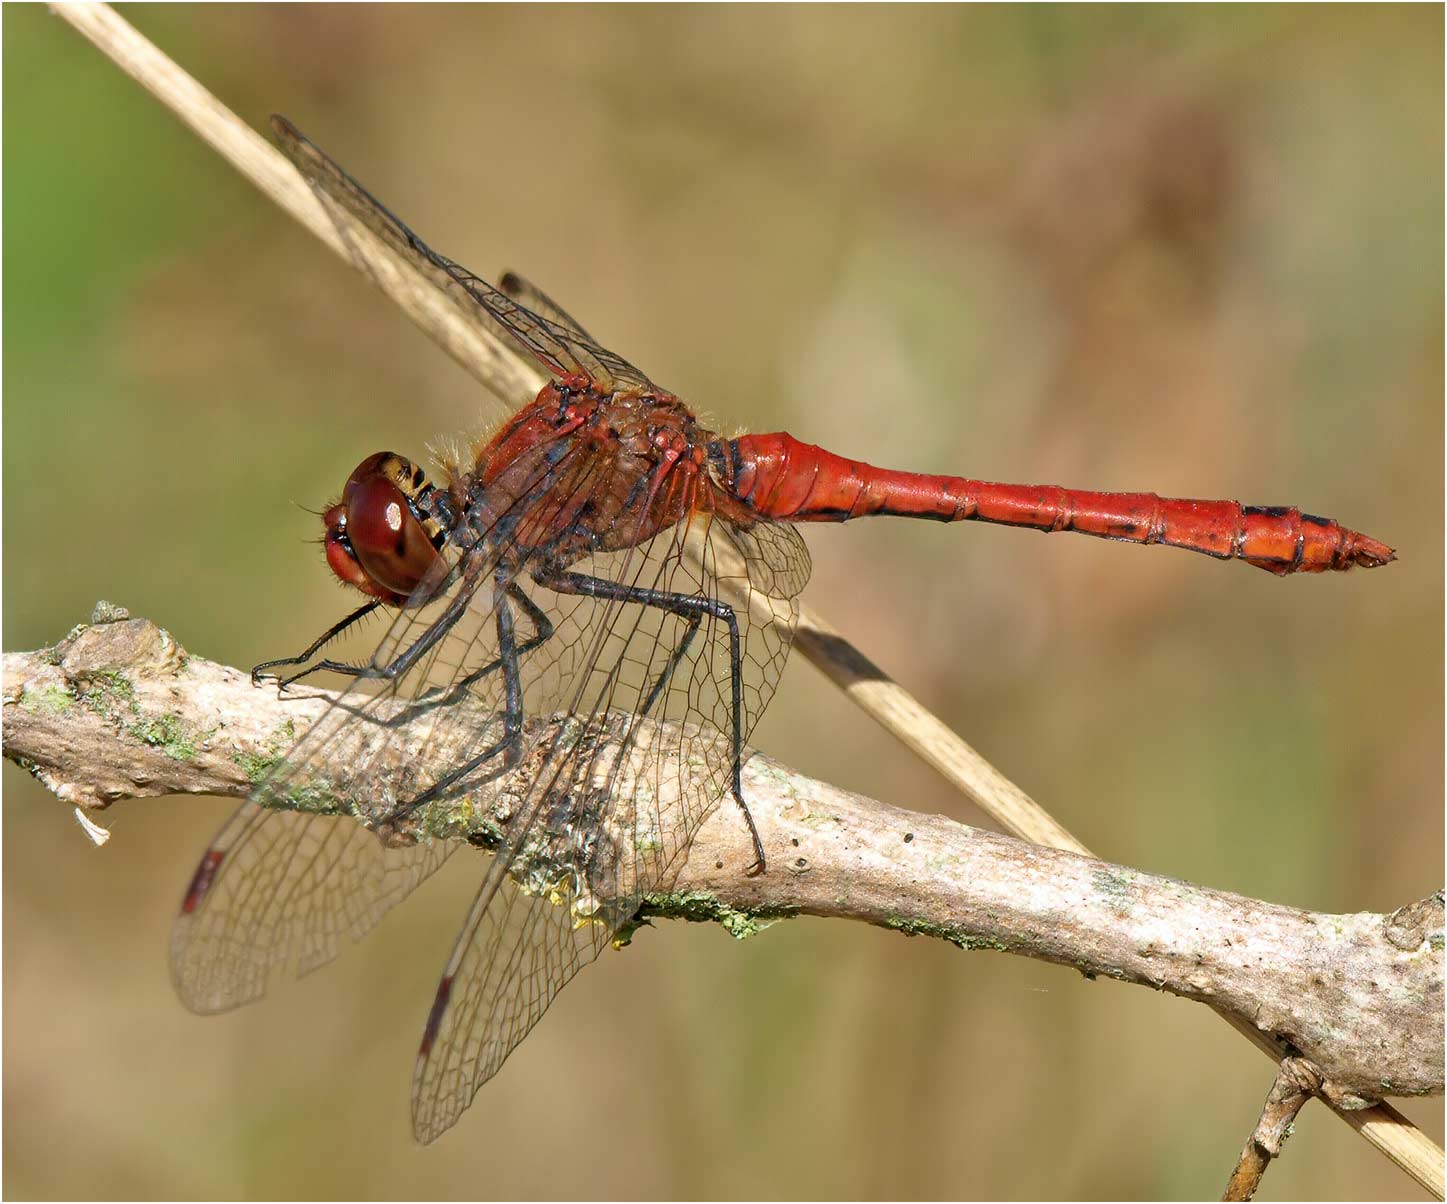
[324,452,447,606]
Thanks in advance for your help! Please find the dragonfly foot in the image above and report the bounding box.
[744,831,767,877]
[249,664,303,692]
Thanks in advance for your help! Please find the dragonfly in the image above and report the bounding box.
[170,115,1396,1144]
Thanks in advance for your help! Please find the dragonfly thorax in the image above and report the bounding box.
[452,384,719,565]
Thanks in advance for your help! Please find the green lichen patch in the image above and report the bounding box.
[232,719,298,784]
[72,669,215,761]
[89,600,131,625]
[134,712,214,761]
[20,683,74,715]
[610,915,649,948]
[641,890,797,940]
[79,669,136,723]
[883,914,1011,954]
[1092,867,1137,911]
[233,746,283,784]
[282,778,339,815]
[428,796,495,844]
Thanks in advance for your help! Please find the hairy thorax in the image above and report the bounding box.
[449,379,739,569]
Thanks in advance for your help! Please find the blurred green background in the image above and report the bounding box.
[5,4,1441,1199]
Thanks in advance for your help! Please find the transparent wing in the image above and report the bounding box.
[498,271,600,343]
[271,115,659,394]
[411,876,608,1143]
[407,505,809,1141]
[169,438,611,1015]
[170,800,457,1013]
[184,417,809,1139]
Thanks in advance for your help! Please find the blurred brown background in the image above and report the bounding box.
[4,4,1441,1199]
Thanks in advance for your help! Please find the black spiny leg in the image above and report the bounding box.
[251,601,381,687]
[394,575,529,820]
[276,565,477,691]
[318,585,553,737]
[262,562,469,692]
[638,610,702,718]
[407,585,554,713]
[534,565,765,874]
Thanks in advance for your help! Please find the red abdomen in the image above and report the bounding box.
[722,433,1394,575]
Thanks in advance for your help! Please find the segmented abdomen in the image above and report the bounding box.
[722,433,1394,575]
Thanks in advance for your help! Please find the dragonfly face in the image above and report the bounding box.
[324,451,449,605]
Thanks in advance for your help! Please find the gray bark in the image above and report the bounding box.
[5,607,1441,1108]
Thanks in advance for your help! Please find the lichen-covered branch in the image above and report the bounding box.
[5,607,1442,1113]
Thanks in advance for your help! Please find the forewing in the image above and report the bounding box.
[272,116,659,394]
[497,271,599,343]
[409,506,810,1140]
[181,403,810,1137]
[169,440,607,1015]
[170,800,457,1013]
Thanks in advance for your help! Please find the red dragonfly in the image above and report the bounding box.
[171,116,1395,1144]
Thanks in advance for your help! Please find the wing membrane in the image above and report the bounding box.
[411,876,608,1143]
[405,506,808,1140]
[170,801,457,1013]
[272,116,658,394]
[498,271,601,343]
[169,440,609,1013]
[178,444,806,1137]
[177,127,814,1135]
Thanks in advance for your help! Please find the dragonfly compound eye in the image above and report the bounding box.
[321,502,384,599]
[342,472,443,602]
[323,453,443,604]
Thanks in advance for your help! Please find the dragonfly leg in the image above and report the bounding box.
[280,567,479,695]
[534,566,765,874]
[256,560,468,690]
[264,559,474,693]
[322,584,552,740]
[407,585,553,712]
[325,585,552,737]
[395,576,529,820]
[250,601,381,688]
[638,610,702,718]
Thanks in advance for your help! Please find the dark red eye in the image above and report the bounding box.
[321,454,442,604]
[321,503,393,602]
[345,474,441,600]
